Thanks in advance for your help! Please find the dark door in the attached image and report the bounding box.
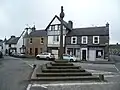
[82,50,86,60]
[35,48,38,56]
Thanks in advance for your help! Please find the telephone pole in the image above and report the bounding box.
[59,6,65,60]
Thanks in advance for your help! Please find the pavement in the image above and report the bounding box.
[0,56,32,90]
[1,55,120,90]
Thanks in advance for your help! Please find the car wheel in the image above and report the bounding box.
[70,59,73,62]
[36,56,40,60]
[46,57,49,60]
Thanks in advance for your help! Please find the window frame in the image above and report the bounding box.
[93,36,99,44]
[81,36,88,44]
[40,37,44,44]
[58,24,61,30]
[51,25,55,31]
[71,36,77,44]
[53,36,59,42]
[30,38,32,44]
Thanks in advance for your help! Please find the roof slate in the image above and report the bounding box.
[66,26,109,36]
[6,37,20,44]
[28,30,47,37]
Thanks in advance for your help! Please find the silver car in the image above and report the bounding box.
[36,52,55,60]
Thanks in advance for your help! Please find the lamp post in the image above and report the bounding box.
[59,6,65,60]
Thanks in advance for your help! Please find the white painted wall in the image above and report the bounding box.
[48,35,65,47]
[11,44,16,48]
[16,37,23,53]
[16,30,27,54]
[2,43,9,55]
[51,17,60,25]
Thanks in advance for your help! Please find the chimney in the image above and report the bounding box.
[106,22,109,27]
[31,25,36,32]
[11,35,15,38]
[68,20,73,29]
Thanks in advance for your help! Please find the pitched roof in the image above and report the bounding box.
[66,26,109,36]
[45,15,72,31]
[23,31,29,38]
[28,30,47,37]
[6,37,20,44]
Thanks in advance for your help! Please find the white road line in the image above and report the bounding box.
[32,82,115,87]
[114,65,120,73]
[86,69,116,75]
[26,84,32,90]
[32,84,47,88]
[104,74,120,77]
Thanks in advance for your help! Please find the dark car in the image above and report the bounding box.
[0,51,3,58]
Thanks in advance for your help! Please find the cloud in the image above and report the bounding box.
[0,0,119,44]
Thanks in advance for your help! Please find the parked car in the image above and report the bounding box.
[0,51,3,58]
[63,54,77,62]
[18,53,26,58]
[36,52,55,60]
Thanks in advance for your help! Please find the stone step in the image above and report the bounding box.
[42,66,86,73]
[36,72,92,77]
[46,63,81,69]
[50,62,73,66]
[54,60,69,63]
[31,76,100,81]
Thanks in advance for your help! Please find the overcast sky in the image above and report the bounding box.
[0,0,119,44]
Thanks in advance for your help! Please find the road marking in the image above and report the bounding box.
[104,74,120,77]
[26,84,32,90]
[31,82,115,87]
[86,69,117,75]
[32,84,47,88]
[20,59,33,68]
[114,65,120,73]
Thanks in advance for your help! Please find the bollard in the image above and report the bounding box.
[99,74,104,81]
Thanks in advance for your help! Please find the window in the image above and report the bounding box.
[51,25,55,31]
[96,50,103,58]
[53,36,59,42]
[55,25,57,30]
[63,25,66,30]
[82,36,88,44]
[40,37,44,44]
[93,36,99,44]
[71,36,77,44]
[58,25,61,30]
[9,44,11,47]
[30,38,32,43]
[30,48,32,55]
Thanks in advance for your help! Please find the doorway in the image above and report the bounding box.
[81,48,87,60]
[35,48,38,56]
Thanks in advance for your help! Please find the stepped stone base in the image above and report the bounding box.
[31,60,101,82]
